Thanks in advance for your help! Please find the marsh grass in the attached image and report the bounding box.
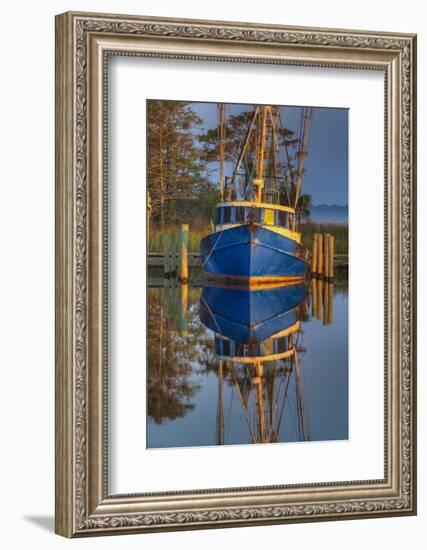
[148,227,211,253]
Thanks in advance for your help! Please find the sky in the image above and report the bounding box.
[191,102,348,206]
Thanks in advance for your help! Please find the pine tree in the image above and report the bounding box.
[147,101,208,227]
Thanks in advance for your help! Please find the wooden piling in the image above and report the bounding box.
[311,234,318,276]
[323,279,329,326]
[311,277,317,318]
[178,283,188,336]
[328,234,334,282]
[178,224,189,283]
[324,233,329,280]
[316,278,323,320]
[328,282,334,325]
[162,232,170,278]
[317,232,323,279]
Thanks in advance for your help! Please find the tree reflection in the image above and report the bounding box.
[147,288,215,424]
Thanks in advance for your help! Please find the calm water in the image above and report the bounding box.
[147,278,348,448]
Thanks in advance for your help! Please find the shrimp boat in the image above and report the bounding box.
[200,105,313,286]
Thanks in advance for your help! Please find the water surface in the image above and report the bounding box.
[147,279,348,448]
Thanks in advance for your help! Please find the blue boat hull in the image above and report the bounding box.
[199,283,307,344]
[200,224,308,283]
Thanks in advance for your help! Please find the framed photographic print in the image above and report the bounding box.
[55,11,417,537]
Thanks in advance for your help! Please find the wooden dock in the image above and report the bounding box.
[148,252,202,267]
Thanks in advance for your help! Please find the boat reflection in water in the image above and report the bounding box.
[199,282,310,445]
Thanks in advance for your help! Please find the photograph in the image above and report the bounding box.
[146,100,349,448]
[52,8,416,538]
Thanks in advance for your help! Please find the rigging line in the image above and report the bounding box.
[285,358,300,438]
[199,293,223,336]
[269,111,291,207]
[230,363,257,444]
[274,366,287,409]
[266,363,283,440]
[200,230,224,269]
[294,107,313,209]
[278,110,296,197]
[230,106,260,189]
[242,157,256,199]
[224,383,234,443]
[294,350,309,441]
[274,367,293,437]
[294,353,305,441]
[216,361,225,445]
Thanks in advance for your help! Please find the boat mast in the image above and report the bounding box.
[253,107,270,203]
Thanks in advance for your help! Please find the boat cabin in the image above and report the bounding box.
[215,201,296,231]
[215,334,296,363]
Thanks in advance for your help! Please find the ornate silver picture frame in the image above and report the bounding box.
[55,11,417,537]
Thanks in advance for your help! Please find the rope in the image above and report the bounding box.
[201,230,224,269]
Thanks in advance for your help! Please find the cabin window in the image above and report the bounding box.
[222,339,230,356]
[277,210,288,227]
[276,337,287,354]
[222,206,231,224]
[235,206,245,223]
[215,208,221,225]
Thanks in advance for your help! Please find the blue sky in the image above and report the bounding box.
[191,102,348,206]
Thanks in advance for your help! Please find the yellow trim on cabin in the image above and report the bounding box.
[217,201,296,214]
[216,320,300,345]
[218,348,296,364]
[269,320,301,339]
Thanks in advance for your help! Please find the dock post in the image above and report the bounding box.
[317,232,323,279]
[323,279,329,326]
[316,278,323,320]
[324,233,330,281]
[178,282,188,337]
[328,234,334,282]
[328,282,334,325]
[178,224,189,283]
[311,277,317,318]
[311,234,318,277]
[162,232,170,278]
[170,231,177,278]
